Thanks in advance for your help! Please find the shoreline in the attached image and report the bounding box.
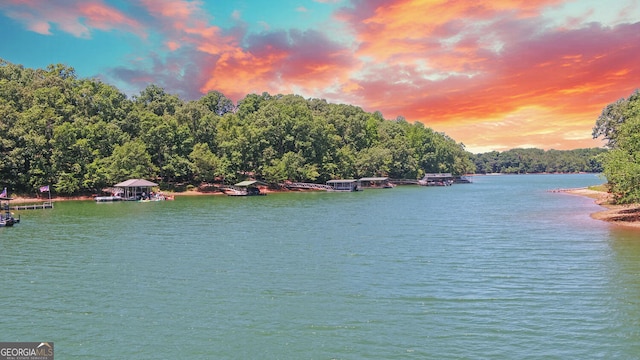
[6,186,301,204]
[563,188,640,229]
[10,186,640,229]
[6,190,211,204]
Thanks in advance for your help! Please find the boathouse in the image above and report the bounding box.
[419,173,454,186]
[326,179,361,192]
[225,180,267,196]
[113,179,158,200]
[359,177,394,189]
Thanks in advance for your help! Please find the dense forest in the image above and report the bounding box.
[0,59,476,195]
[593,89,640,204]
[472,148,606,174]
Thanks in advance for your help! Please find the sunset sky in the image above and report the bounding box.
[1,0,639,153]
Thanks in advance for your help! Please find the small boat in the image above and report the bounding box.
[138,193,171,202]
[0,216,19,227]
[1,193,20,227]
[223,186,265,196]
[418,179,452,186]
[454,176,473,184]
[95,196,123,202]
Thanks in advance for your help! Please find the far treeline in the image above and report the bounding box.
[471,148,606,174]
[593,89,640,204]
[0,59,606,196]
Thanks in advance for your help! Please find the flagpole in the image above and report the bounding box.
[40,185,52,207]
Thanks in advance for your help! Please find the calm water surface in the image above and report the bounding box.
[2,174,640,359]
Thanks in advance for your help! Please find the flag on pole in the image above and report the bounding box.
[0,187,6,197]
[39,185,50,192]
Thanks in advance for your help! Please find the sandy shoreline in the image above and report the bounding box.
[563,188,640,229]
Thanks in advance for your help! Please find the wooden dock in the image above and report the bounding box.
[11,202,54,210]
[284,182,334,190]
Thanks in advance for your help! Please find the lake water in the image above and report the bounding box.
[2,174,640,359]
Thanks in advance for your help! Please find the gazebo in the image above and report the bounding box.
[113,179,158,200]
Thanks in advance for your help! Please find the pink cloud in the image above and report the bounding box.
[0,0,144,38]
[78,3,145,36]
[5,0,639,152]
[135,0,236,54]
[314,0,640,151]
[198,28,356,102]
[346,20,640,122]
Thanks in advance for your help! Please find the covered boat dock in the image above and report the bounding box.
[225,180,267,196]
[418,173,454,186]
[111,179,159,201]
[359,177,394,189]
[326,179,362,192]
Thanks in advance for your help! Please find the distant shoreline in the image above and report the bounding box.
[562,188,640,230]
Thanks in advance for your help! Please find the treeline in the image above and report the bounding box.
[593,89,640,204]
[0,59,475,195]
[472,148,606,174]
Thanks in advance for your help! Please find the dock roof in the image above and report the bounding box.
[234,180,266,187]
[359,177,389,182]
[326,179,359,183]
[423,173,453,178]
[113,179,158,187]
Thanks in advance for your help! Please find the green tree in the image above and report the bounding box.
[51,122,92,194]
[355,146,392,177]
[198,90,235,116]
[189,143,224,183]
[600,116,640,203]
[105,140,157,183]
[134,84,181,116]
[264,151,319,183]
[592,90,640,148]
[593,89,640,204]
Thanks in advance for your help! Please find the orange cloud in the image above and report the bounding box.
[342,0,562,63]
[202,48,288,101]
[138,0,200,32]
[438,106,605,152]
[200,29,357,102]
[330,0,640,152]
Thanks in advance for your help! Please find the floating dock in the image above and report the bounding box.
[11,202,54,210]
